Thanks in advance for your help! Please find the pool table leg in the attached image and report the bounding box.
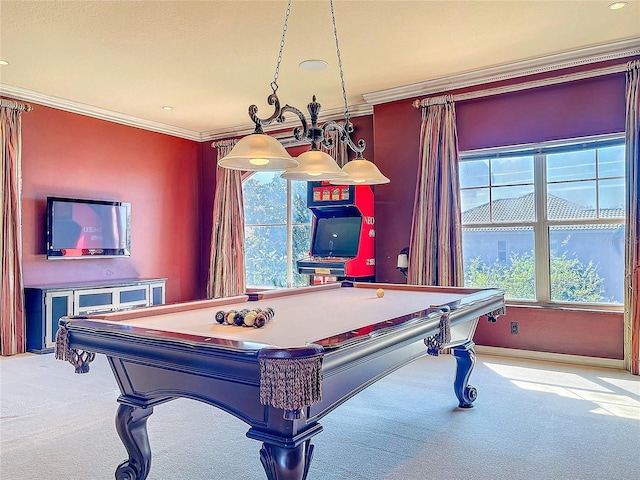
[259,439,314,480]
[451,341,478,408]
[248,423,322,480]
[114,404,153,480]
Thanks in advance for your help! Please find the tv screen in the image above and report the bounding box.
[312,216,361,258]
[46,197,131,259]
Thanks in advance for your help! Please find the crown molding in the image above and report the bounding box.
[410,63,628,109]
[0,83,203,141]
[0,81,372,143]
[362,38,640,105]
[2,39,638,142]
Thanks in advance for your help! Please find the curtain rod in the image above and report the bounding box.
[0,98,33,111]
[212,138,237,148]
[413,63,628,108]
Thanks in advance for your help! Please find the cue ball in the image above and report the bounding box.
[376,288,385,298]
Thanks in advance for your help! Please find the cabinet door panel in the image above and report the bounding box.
[118,285,149,309]
[45,293,73,349]
[119,288,147,304]
[150,283,165,305]
[78,292,114,308]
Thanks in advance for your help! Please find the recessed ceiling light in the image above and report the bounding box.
[608,2,627,9]
[0,60,9,66]
[299,59,328,72]
[161,105,173,111]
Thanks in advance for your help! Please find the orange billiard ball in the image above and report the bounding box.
[376,288,385,298]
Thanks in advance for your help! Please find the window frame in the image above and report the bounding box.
[459,133,625,310]
[497,239,508,262]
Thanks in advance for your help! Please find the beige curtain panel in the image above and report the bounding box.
[624,60,640,375]
[207,141,246,299]
[408,95,464,287]
[1,99,31,355]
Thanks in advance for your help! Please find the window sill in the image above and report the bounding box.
[505,301,623,314]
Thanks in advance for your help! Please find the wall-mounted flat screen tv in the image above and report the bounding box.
[46,197,131,259]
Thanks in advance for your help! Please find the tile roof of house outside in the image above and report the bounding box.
[462,192,624,227]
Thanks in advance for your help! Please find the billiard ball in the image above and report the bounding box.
[376,288,385,298]
[233,311,247,326]
[226,310,237,325]
[254,313,267,328]
[243,311,256,327]
[214,311,226,324]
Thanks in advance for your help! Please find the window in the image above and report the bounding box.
[460,136,625,306]
[242,172,311,289]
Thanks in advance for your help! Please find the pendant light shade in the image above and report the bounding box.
[218,133,298,171]
[280,149,348,181]
[330,158,390,185]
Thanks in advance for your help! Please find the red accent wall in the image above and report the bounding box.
[21,105,201,303]
[372,100,422,285]
[456,74,627,151]
[474,306,623,359]
[372,62,632,359]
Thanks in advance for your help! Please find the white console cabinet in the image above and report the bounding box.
[25,278,166,353]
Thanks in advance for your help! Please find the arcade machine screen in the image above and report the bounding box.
[312,216,361,258]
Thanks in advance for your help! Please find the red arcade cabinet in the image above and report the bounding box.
[296,181,375,283]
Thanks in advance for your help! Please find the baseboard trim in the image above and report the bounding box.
[475,345,625,370]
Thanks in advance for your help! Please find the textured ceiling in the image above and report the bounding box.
[1,1,639,138]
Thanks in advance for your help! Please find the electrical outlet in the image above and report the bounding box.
[510,322,519,335]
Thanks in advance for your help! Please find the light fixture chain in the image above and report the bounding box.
[329,0,350,124]
[272,0,293,94]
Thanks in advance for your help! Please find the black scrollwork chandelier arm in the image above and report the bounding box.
[247,93,280,134]
[248,91,366,159]
[320,120,366,158]
[281,103,309,143]
[248,91,308,137]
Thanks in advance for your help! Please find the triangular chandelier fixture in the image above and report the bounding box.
[218,0,389,185]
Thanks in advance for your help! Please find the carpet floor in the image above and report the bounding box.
[1,351,639,479]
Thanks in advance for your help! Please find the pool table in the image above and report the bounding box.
[56,281,504,480]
